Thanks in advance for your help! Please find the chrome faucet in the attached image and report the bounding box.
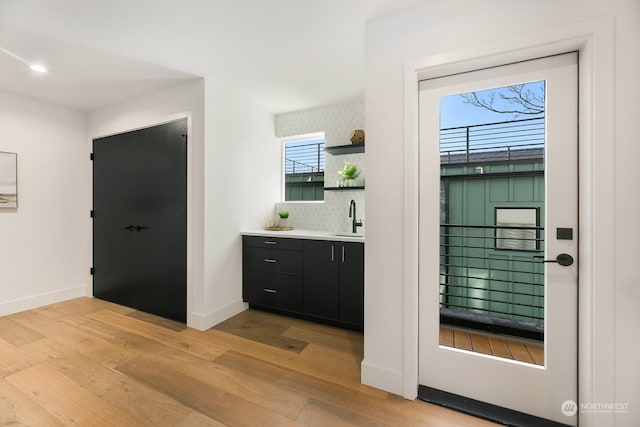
[349,200,363,234]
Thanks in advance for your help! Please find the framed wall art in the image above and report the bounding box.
[0,151,17,209]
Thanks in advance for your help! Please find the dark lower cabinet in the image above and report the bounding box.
[243,270,303,314]
[303,240,364,329]
[242,235,364,330]
[338,242,365,328]
[304,240,340,321]
[242,236,303,315]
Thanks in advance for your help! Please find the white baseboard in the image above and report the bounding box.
[189,299,248,331]
[0,285,89,317]
[361,359,405,397]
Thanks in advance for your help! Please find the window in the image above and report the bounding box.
[282,132,325,201]
[495,207,539,251]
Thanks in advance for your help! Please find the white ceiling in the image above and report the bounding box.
[0,0,424,113]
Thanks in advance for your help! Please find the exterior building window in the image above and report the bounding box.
[282,132,325,201]
[495,207,539,251]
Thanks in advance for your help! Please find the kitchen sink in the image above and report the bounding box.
[334,232,365,238]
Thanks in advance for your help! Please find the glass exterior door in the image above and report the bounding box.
[418,53,578,425]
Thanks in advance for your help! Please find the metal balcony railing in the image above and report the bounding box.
[440,117,545,166]
[285,141,325,174]
[439,223,545,340]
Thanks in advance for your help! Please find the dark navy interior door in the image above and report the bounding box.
[93,119,187,322]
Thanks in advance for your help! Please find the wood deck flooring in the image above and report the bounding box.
[439,326,544,366]
[0,297,498,426]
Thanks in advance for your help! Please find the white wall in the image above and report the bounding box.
[200,79,280,328]
[612,2,640,423]
[275,98,364,147]
[0,91,89,314]
[363,1,639,426]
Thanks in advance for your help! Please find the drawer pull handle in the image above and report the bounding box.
[263,258,277,263]
[264,241,277,245]
[264,288,277,293]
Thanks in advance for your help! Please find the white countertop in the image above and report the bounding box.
[241,229,365,243]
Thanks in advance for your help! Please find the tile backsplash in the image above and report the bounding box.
[274,98,366,234]
[275,189,365,233]
[326,152,365,188]
[275,98,364,146]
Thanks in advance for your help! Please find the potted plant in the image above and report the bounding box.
[277,210,290,228]
[337,161,360,187]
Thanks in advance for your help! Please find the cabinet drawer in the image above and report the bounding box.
[243,270,303,313]
[243,235,303,251]
[243,246,303,275]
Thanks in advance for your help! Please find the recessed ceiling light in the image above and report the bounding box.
[29,64,48,73]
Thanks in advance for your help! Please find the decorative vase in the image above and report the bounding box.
[278,217,289,228]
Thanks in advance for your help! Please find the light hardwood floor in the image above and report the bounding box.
[0,297,498,426]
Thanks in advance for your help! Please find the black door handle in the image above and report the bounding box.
[122,225,149,232]
[536,253,574,266]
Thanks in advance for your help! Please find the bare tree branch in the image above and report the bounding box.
[460,84,545,118]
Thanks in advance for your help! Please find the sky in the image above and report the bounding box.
[440,80,545,128]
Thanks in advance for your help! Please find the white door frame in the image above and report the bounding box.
[402,17,615,427]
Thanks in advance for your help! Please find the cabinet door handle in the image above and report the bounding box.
[331,245,335,262]
[342,246,345,263]
[263,259,277,263]
[263,288,277,293]
[264,241,277,245]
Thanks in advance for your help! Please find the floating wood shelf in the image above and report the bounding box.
[324,186,365,191]
[325,144,365,155]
